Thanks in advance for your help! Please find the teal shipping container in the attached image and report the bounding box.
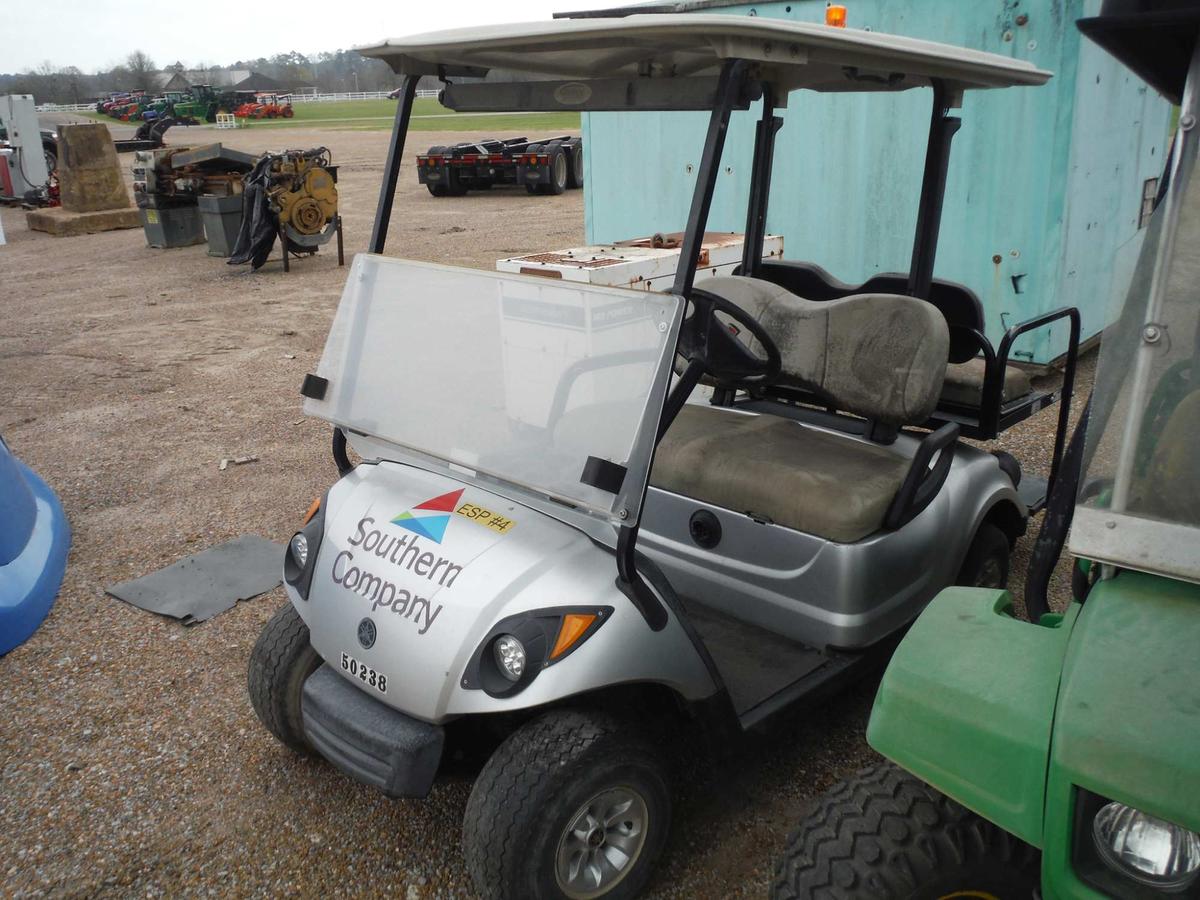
[575,0,1171,363]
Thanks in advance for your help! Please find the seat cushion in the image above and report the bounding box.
[651,404,912,543]
[940,358,1033,406]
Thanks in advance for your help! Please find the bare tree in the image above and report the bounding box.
[125,50,157,92]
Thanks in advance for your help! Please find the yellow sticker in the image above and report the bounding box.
[454,502,515,534]
[145,209,159,224]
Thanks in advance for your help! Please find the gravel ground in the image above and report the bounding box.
[1,120,1092,899]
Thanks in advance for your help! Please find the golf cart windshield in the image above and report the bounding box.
[1071,133,1200,583]
[305,255,683,527]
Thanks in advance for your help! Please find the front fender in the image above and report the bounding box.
[866,587,1078,848]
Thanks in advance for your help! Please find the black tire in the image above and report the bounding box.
[427,182,448,197]
[956,523,1010,588]
[247,603,322,755]
[463,709,671,900]
[567,142,584,189]
[771,762,1040,900]
[445,168,469,197]
[542,145,568,195]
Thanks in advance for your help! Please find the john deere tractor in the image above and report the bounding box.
[773,2,1200,898]
[172,84,222,124]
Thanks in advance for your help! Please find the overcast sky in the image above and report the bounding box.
[4,0,610,73]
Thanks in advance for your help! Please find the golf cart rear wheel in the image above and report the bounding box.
[247,603,322,755]
[771,762,1040,900]
[463,709,670,900]
[957,523,1010,588]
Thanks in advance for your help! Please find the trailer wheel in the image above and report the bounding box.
[445,169,469,196]
[427,183,449,197]
[542,145,569,195]
[247,603,322,755]
[771,762,1039,900]
[463,708,670,900]
[567,142,584,189]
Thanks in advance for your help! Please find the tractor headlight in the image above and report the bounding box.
[492,634,526,682]
[289,533,309,568]
[1093,801,1200,890]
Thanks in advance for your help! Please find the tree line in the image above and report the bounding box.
[0,49,402,105]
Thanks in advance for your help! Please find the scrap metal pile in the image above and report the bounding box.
[228,147,341,271]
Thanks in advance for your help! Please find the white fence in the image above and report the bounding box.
[37,90,433,113]
[35,102,97,112]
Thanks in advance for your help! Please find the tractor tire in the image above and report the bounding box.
[463,708,670,900]
[283,107,294,118]
[957,523,1010,589]
[771,762,1040,900]
[247,602,322,755]
[135,120,152,141]
[540,145,569,195]
[567,141,584,189]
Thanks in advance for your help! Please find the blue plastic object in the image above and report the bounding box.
[0,437,70,655]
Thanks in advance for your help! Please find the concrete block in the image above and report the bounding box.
[56,124,132,213]
[26,206,141,236]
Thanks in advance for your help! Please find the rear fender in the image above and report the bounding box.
[866,587,1078,848]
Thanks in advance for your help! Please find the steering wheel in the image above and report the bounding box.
[676,288,782,387]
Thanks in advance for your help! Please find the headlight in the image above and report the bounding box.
[492,634,526,682]
[1093,801,1200,889]
[289,533,309,568]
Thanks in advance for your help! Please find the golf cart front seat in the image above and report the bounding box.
[652,276,953,544]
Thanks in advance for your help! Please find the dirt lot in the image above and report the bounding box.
[0,121,1089,898]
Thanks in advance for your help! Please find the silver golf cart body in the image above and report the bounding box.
[290,16,1054,741]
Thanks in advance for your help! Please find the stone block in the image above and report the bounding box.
[56,124,132,213]
[26,206,141,236]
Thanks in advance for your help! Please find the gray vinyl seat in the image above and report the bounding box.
[649,275,951,544]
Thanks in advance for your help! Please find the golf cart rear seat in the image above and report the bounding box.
[752,260,1079,441]
[653,276,957,543]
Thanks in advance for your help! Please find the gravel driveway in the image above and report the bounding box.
[0,121,1090,899]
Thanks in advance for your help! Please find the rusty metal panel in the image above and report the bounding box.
[580,0,1172,363]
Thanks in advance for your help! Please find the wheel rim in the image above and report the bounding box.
[554,152,567,188]
[555,786,649,899]
[976,557,1004,588]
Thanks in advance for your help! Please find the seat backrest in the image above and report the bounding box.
[757,260,984,363]
[703,276,950,426]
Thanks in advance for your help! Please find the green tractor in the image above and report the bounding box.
[772,2,1200,898]
[172,84,222,124]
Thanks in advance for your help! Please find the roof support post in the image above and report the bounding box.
[672,59,751,297]
[906,81,961,299]
[741,83,781,277]
[369,75,418,254]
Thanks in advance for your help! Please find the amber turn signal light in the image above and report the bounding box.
[551,613,598,659]
[301,496,321,525]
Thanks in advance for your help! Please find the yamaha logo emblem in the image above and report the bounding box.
[357,617,377,649]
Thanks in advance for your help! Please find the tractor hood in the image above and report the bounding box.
[290,461,715,723]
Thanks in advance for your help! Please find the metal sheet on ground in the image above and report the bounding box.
[107,535,284,625]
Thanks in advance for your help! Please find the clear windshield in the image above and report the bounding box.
[1071,129,1200,582]
[305,255,684,526]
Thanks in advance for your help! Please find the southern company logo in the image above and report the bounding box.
[390,489,465,544]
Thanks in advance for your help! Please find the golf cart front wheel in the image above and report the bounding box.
[463,709,670,900]
[771,762,1040,900]
[247,602,322,755]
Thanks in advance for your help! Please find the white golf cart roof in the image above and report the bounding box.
[357,14,1051,95]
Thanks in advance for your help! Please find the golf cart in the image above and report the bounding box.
[772,4,1200,899]
[247,14,1075,899]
